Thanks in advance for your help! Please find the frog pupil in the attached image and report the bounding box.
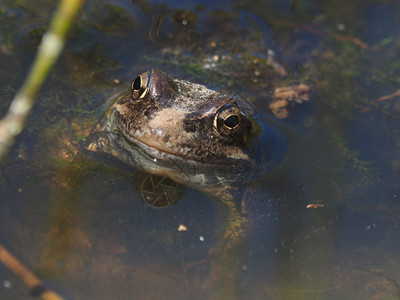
[133,76,141,91]
[224,115,240,129]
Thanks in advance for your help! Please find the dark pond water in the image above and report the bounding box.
[1,0,400,299]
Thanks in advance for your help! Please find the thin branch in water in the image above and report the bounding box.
[376,89,400,103]
[0,0,84,163]
[0,244,64,300]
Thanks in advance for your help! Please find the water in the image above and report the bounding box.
[1,0,400,299]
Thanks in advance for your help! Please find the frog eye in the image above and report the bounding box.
[132,75,141,91]
[223,114,240,129]
[131,72,150,100]
[215,102,243,136]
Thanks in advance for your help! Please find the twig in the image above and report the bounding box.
[0,0,84,163]
[0,244,64,300]
[376,89,400,103]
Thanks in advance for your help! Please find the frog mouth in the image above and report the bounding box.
[118,128,234,166]
[114,114,258,172]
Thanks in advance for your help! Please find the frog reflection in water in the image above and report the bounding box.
[88,68,287,294]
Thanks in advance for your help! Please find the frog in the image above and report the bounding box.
[86,68,297,297]
[87,69,288,189]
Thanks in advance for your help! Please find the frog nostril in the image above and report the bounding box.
[224,115,240,129]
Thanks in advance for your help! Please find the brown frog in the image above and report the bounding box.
[86,69,292,298]
[87,69,287,189]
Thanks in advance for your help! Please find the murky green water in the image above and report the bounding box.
[1,0,400,299]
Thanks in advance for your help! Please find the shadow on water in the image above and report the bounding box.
[1,0,400,299]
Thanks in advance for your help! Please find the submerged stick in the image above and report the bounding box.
[0,0,84,297]
[0,0,84,163]
[0,244,64,300]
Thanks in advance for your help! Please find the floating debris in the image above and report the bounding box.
[178,224,187,232]
[306,204,325,209]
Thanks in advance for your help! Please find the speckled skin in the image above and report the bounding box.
[118,69,257,159]
[88,69,286,187]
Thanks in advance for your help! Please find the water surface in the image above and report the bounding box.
[1,0,400,299]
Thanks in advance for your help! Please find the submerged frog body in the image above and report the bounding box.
[86,70,291,296]
[88,69,287,188]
